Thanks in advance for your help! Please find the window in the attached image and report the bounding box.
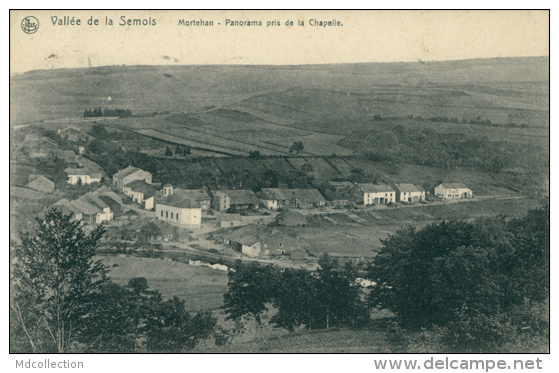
[230,222,234,226]
[176,214,179,220]
[161,210,163,217]
[171,212,174,219]
[166,211,168,218]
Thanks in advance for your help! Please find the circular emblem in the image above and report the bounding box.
[21,16,39,34]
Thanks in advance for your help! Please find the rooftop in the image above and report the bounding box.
[356,183,395,194]
[157,194,201,209]
[393,183,422,193]
[124,179,156,198]
[440,183,470,189]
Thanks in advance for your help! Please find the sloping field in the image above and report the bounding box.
[134,129,247,156]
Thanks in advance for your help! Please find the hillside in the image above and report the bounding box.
[10,57,549,125]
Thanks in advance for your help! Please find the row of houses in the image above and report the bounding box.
[49,186,122,225]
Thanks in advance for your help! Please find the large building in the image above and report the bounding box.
[350,184,395,205]
[155,185,201,229]
[434,183,473,200]
[113,166,152,190]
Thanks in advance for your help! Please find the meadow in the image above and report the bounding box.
[97,255,228,312]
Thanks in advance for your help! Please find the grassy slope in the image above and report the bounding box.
[97,255,228,312]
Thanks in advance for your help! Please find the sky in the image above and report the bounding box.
[10,10,549,74]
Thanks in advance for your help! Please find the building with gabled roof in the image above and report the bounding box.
[57,127,93,142]
[171,188,211,211]
[123,180,156,210]
[393,183,425,203]
[257,188,291,210]
[217,213,243,228]
[28,138,60,158]
[64,167,102,185]
[113,166,152,190]
[258,188,326,210]
[219,224,309,258]
[212,189,261,212]
[27,175,55,193]
[275,210,308,226]
[434,183,473,200]
[50,189,114,224]
[350,183,395,205]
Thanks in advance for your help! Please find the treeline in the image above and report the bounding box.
[428,115,528,128]
[84,107,133,118]
[222,204,549,352]
[223,255,369,333]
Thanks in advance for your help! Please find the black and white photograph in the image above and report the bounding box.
[9,9,550,364]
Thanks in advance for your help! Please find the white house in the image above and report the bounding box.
[64,167,102,185]
[434,183,473,200]
[155,185,202,229]
[393,183,425,203]
[350,184,395,205]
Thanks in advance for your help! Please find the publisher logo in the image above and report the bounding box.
[21,16,39,34]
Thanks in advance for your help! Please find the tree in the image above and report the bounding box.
[165,146,173,157]
[89,123,109,140]
[248,150,261,159]
[11,209,108,352]
[139,222,161,242]
[368,207,549,351]
[289,141,304,154]
[222,261,278,328]
[87,139,107,154]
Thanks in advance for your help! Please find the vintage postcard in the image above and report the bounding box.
[9,9,549,365]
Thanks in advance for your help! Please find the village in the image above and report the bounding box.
[10,124,488,266]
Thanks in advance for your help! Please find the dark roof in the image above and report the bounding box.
[157,194,201,209]
[393,183,422,193]
[124,180,156,198]
[355,184,395,193]
[221,189,261,205]
[64,167,101,178]
[289,189,326,204]
[259,188,291,201]
[97,195,122,211]
[440,183,470,189]
[175,189,211,201]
